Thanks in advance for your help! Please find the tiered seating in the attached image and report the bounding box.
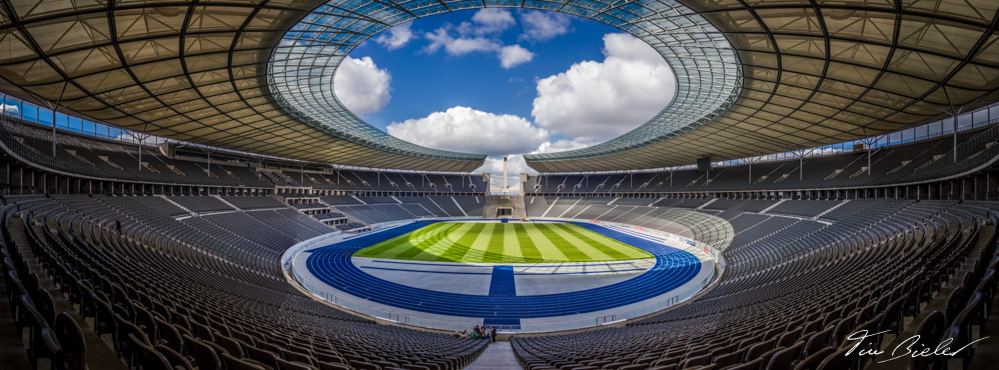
[168,196,234,214]
[221,196,285,210]
[244,211,324,240]
[543,198,583,218]
[523,129,993,193]
[321,195,487,223]
[130,196,188,217]
[453,196,484,217]
[407,196,452,217]
[356,196,398,204]
[767,200,841,218]
[511,200,998,370]
[0,117,493,196]
[525,196,552,217]
[321,196,363,206]
[1,195,488,370]
[204,212,300,247]
[276,209,335,234]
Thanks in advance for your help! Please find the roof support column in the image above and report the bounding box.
[127,125,154,172]
[953,114,958,162]
[198,145,217,178]
[50,82,67,157]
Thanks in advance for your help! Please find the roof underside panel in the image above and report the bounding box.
[2,0,998,173]
[526,0,999,172]
[0,0,484,172]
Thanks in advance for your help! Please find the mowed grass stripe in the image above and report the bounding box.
[503,225,525,260]
[558,225,642,260]
[542,224,613,261]
[480,225,530,264]
[524,224,568,261]
[356,223,452,258]
[409,222,476,261]
[354,222,654,263]
[431,222,486,261]
[486,224,507,259]
[534,224,592,260]
[390,223,464,260]
[459,223,499,262]
[512,224,543,262]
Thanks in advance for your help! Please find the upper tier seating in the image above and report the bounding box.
[766,200,841,218]
[523,126,999,193]
[168,196,234,214]
[0,118,489,195]
[220,196,286,210]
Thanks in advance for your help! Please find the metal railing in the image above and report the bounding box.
[0,184,37,195]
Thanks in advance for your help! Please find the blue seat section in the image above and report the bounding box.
[306,221,702,322]
[489,266,517,296]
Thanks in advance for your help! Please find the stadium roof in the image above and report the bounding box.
[1,1,998,173]
[527,0,999,172]
[0,0,486,172]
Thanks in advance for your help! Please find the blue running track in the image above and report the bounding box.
[305,221,702,324]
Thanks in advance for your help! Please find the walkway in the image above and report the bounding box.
[465,342,520,370]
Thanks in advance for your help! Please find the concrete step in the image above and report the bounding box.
[465,342,520,370]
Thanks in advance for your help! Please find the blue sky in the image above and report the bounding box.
[332,9,677,187]
[348,10,614,131]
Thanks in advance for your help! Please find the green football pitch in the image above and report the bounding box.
[353,222,653,264]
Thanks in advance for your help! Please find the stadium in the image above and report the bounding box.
[1,1,998,370]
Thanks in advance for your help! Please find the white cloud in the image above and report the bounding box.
[333,56,392,117]
[531,33,675,141]
[533,136,599,154]
[499,45,535,69]
[386,106,549,157]
[374,22,413,50]
[422,9,534,68]
[467,9,516,35]
[425,27,501,56]
[519,11,573,42]
[384,103,602,188]
[1,103,19,115]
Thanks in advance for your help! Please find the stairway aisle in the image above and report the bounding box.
[465,342,521,370]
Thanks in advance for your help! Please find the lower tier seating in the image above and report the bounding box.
[512,199,999,370]
[1,195,488,370]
